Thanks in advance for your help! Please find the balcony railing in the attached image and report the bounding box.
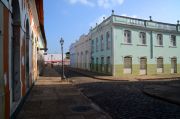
[113,15,177,31]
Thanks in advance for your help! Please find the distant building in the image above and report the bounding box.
[70,11,180,76]
[70,34,91,70]
[44,54,70,65]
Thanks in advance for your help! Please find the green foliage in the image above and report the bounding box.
[65,52,70,59]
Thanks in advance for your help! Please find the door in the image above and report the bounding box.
[140,58,147,75]
[171,58,177,73]
[124,57,132,74]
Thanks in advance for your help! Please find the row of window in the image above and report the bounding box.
[124,57,177,74]
[91,56,111,73]
[124,30,177,46]
[92,31,111,53]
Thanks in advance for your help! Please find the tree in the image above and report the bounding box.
[65,52,70,59]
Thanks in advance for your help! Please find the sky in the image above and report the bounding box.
[44,0,180,53]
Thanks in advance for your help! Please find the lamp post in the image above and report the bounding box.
[60,37,66,80]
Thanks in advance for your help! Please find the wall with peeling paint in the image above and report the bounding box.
[0,0,47,119]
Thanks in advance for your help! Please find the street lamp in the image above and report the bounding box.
[60,37,66,80]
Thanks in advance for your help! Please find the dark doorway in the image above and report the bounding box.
[25,20,30,90]
[12,0,21,102]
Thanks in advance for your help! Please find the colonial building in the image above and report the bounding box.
[70,11,180,76]
[0,0,47,118]
[70,34,91,70]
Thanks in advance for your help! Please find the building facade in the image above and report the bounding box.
[70,12,180,76]
[44,53,70,66]
[70,34,91,70]
[0,0,47,118]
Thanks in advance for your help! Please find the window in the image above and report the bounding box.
[140,58,147,70]
[106,31,111,49]
[171,58,177,73]
[157,34,163,46]
[100,35,104,51]
[157,58,163,69]
[139,32,146,45]
[91,57,94,70]
[171,35,176,46]
[124,57,132,69]
[96,37,98,52]
[106,56,111,73]
[124,56,132,74]
[96,57,98,71]
[101,57,104,72]
[124,30,131,43]
[91,40,94,53]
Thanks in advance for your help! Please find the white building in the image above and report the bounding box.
[70,34,91,70]
[44,53,69,65]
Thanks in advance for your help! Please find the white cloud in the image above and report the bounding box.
[98,0,110,8]
[121,14,127,16]
[121,14,137,18]
[68,0,95,7]
[89,14,107,27]
[97,0,124,8]
[67,0,124,8]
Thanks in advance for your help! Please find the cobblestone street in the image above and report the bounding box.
[65,68,180,119]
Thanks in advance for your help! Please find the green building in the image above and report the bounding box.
[90,12,180,76]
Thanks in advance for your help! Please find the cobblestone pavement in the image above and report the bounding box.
[63,68,180,119]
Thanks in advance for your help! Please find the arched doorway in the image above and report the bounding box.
[12,0,21,102]
[124,56,132,74]
[140,57,147,75]
[171,57,177,73]
[25,20,30,90]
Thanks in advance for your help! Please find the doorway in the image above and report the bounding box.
[140,57,147,75]
[171,58,177,73]
[124,56,132,74]
[12,0,21,102]
[25,20,30,90]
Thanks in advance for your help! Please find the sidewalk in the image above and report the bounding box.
[16,66,112,119]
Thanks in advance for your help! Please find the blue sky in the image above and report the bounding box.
[44,0,180,53]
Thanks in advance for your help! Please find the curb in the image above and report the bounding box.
[137,77,180,81]
[72,83,113,119]
[70,69,129,82]
[70,69,180,82]
[142,88,180,106]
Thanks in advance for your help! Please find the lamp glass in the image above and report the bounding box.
[60,38,64,45]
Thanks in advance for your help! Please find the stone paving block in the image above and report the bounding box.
[65,115,85,119]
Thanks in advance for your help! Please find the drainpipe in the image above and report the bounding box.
[150,31,153,59]
[149,16,153,59]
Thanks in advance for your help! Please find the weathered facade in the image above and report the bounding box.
[0,0,46,118]
[70,12,180,76]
